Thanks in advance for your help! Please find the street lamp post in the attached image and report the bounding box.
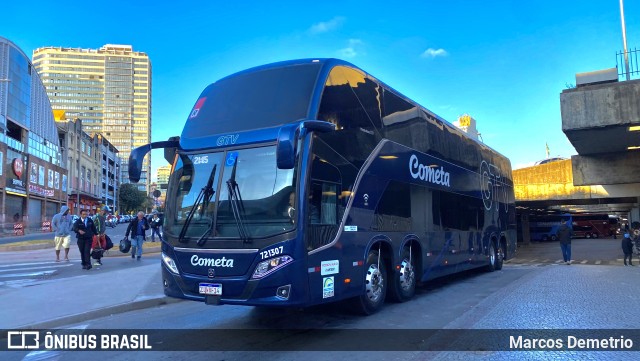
[620,0,631,81]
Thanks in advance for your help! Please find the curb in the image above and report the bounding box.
[17,295,184,330]
[0,242,163,253]
[0,241,54,252]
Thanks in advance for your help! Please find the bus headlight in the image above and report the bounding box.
[252,255,293,279]
[162,252,180,275]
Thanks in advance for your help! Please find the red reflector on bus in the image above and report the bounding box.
[352,261,363,266]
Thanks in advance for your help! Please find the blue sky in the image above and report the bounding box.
[3,0,639,178]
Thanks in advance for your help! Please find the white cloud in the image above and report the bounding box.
[339,47,357,58]
[421,48,448,58]
[309,16,345,34]
[338,39,364,58]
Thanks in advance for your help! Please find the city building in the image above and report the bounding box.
[157,164,170,187]
[32,44,151,193]
[0,37,68,234]
[453,114,480,141]
[155,164,170,209]
[56,116,121,214]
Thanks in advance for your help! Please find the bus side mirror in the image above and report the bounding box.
[129,139,181,182]
[276,120,335,169]
[129,144,152,183]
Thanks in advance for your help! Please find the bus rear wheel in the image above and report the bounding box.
[495,241,504,271]
[486,242,498,272]
[388,247,416,302]
[352,250,387,315]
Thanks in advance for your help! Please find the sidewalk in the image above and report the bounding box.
[0,241,177,330]
[0,237,163,253]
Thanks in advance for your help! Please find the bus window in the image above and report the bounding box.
[306,143,348,251]
[373,181,411,232]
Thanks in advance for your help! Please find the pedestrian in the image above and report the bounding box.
[150,211,163,242]
[51,205,73,262]
[125,211,149,260]
[622,233,634,266]
[91,206,110,266]
[556,218,573,265]
[73,209,97,270]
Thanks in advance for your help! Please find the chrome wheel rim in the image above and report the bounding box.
[399,258,414,292]
[365,263,384,303]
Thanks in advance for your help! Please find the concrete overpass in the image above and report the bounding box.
[560,67,640,221]
[514,159,640,214]
[511,63,640,244]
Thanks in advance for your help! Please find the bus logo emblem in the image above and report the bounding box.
[190,97,206,119]
[208,269,215,278]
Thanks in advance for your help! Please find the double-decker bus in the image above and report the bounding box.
[571,214,617,238]
[528,213,572,241]
[129,59,517,314]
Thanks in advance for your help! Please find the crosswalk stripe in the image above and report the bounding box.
[0,270,57,278]
[0,263,74,273]
[0,261,65,268]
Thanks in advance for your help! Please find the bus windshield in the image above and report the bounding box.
[165,145,297,245]
[182,62,322,138]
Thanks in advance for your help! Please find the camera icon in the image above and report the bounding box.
[7,331,40,349]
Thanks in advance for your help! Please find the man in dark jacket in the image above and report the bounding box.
[622,233,634,266]
[73,209,98,270]
[125,211,149,260]
[556,218,573,265]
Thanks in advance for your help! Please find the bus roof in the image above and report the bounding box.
[180,58,508,168]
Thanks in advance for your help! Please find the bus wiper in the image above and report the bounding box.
[179,164,217,244]
[226,157,250,243]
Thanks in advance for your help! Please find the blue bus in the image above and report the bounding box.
[129,59,517,314]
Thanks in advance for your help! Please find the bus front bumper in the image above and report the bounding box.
[161,261,309,307]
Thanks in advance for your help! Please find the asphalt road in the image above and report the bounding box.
[3,237,638,360]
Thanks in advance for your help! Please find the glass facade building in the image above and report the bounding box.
[32,44,151,193]
[0,37,67,234]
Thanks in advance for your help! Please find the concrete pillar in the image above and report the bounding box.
[519,212,531,246]
[631,206,640,226]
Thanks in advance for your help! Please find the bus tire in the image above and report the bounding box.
[585,233,591,239]
[352,250,387,315]
[550,235,558,242]
[592,233,599,238]
[388,247,416,302]
[495,241,504,271]
[485,241,498,272]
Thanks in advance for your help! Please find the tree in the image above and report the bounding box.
[118,183,146,214]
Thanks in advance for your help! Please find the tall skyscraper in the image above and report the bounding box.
[32,44,151,193]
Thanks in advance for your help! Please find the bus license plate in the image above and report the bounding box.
[199,283,222,295]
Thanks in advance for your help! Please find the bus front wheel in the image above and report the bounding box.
[352,250,387,315]
[388,247,416,302]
